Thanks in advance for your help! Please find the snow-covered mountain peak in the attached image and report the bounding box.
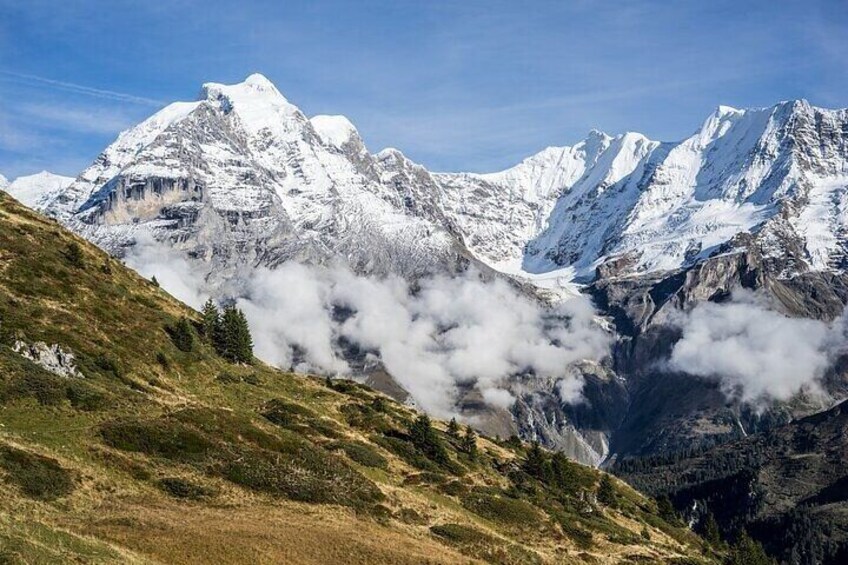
[22,74,848,289]
[3,171,75,209]
[199,74,301,134]
[310,114,360,148]
[375,147,407,162]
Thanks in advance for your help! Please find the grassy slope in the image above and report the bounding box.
[0,192,718,564]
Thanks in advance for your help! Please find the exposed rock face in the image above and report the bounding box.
[13,341,82,378]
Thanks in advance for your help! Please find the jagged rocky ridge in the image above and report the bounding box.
[7,74,848,466]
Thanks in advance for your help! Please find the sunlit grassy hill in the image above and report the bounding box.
[0,191,718,564]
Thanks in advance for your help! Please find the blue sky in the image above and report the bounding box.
[0,0,846,179]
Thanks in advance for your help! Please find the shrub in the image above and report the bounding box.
[93,354,123,379]
[0,445,75,500]
[155,352,170,368]
[63,242,85,269]
[100,419,214,462]
[158,477,216,500]
[374,435,440,472]
[261,398,317,428]
[101,409,383,511]
[560,519,594,550]
[166,317,195,353]
[397,507,428,525]
[0,371,108,411]
[329,441,388,469]
[215,371,242,384]
[339,403,391,432]
[430,523,491,544]
[461,491,542,528]
[1,371,65,406]
[65,382,110,411]
[219,443,384,509]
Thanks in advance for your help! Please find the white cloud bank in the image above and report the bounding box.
[125,235,611,418]
[237,263,609,418]
[669,290,846,404]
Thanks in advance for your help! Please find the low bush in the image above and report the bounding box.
[374,435,440,472]
[219,442,384,509]
[461,491,543,528]
[100,419,214,462]
[158,477,216,500]
[430,523,491,544]
[101,409,384,510]
[0,445,75,500]
[329,441,388,469]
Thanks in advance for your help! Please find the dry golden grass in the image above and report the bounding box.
[66,500,479,565]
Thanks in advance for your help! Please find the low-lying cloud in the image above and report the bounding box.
[125,231,208,309]
[130,238,610,419]
[238,263,609,418]
[669,290,846,404]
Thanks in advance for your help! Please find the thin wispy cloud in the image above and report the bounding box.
[19,102,138,135]
[0,70,164,107]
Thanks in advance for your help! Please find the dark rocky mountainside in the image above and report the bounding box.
[614,399,848,564]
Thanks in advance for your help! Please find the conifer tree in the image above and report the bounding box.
[597,474,617,507]
[200,299,220,340]
[461,425,477,461]
[729,531,775,565]
[234,308,253,363]
[64,242,85,269]
[447,417,461,440]
[168,317,195,352]
[523,441,547,479]
[409,413,449,464]
[219,305,253,363]
[701,511,723,546]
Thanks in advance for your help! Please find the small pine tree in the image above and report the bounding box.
[217,305,253,363]
[523,441,547,479]
[505,435,523,449]
[447,417,461,440]
[168,317,195,352]
[729,531,775,565]
[597,475,617,507]
[200,299,220,340]
[461,425,477,461]
[234,308,253,363]
[656,496,679,525]
[550,452,581,492]
[151,275,159,287]
[64,242,85,268]
[409,413,449,464]
[701,511,723,546]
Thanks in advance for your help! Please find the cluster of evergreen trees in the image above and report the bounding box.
[407,414,478,466]
[201,299,253,363]
[167,300,254,363]
[447,417,478,461]
[522,441,594,495]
